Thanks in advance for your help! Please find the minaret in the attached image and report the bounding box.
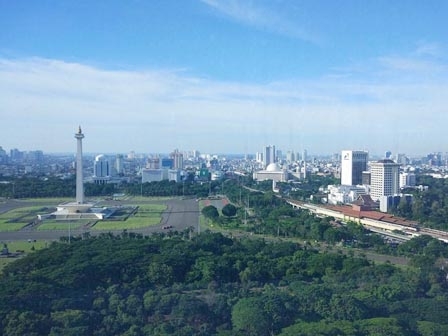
[75,126,85,204]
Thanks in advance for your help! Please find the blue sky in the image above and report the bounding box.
[1,0,447,156]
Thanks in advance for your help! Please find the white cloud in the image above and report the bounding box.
[0,54,447,155]
[200,0,319,43]
[414,41,444,58]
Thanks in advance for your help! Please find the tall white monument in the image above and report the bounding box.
[53,126,94,215]
[75,126,85,204]
[39,126,107,220]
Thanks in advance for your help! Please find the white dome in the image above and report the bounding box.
[266,163,281,172]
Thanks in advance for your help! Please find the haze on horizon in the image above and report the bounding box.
[1,0,447,156]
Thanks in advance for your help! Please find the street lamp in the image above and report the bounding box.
[221,178,232,197]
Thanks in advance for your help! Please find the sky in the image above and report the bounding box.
[1,0,447,156]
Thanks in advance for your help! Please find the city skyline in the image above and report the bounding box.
[1,1,448,155]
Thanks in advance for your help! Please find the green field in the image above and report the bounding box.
[0,240,50,273]
[92,204,167,230]
[0,206,54,232]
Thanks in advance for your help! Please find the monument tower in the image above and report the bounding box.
[75,126,85,204]
[42,126,107,220]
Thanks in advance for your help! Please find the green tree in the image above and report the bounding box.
[231,297,270,336]
[417,321,448,336]
[356,317,405,335]
[202,205,219,220]
[49,309,90,336]
[222,203,237,217]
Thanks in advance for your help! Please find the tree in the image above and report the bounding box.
[202,205,219,220]
[231,297,270,336]
[222,203,237,217]
[356,317,405,335]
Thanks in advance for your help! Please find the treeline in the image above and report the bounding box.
[0,176,114,198]
[0,176,219,199]
[393,175,448,230]
[0,176,76,198]
[214,180,384,247]
[1,231,448,335]
[123,180,217,198]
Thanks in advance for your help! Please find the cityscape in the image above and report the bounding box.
[1,138,447,203]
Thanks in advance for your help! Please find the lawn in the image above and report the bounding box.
[0,240,50,273]
[0,206,54,232]
[92,204,167,230]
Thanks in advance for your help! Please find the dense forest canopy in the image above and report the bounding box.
[1,231,448,335]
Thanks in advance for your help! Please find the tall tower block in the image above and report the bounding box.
[341,150,368,186]
[75,126,85,204]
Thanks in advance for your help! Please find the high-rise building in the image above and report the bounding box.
[147,157,160,169]
[362,171,371,185]
[10,148,24,162]
[396,153,407,166]
[0,146,8,164]
[399,172,416,189]
[263,145,276,167]
[370,159,400,201]
[341,150,368,186]
[276,149,283,161]
[115,154,124,175]
[93,154,111,184]
[171,149,184,170]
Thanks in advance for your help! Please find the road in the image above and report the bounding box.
[0,198,200,242]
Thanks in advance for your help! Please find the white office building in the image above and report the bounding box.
[327,185,369,205]
[341,150,369,186]
[93,154,111,184]
[168,169,181,182]
[370,159,400,201]
[142,168,168,183]
[286,151,295,163]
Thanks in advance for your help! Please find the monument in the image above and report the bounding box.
[50,127,102,219]
[54,126,95,215]
[75,126,85,204]
[38,127,113,221]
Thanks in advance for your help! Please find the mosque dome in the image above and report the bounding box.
[266,163,281,172]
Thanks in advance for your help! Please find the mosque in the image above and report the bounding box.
[252,162,289,183]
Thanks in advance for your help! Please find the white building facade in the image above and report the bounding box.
[253,163,288,182]
[327,185,369,205]
[370,159,400,201]
[142,168,168,183]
